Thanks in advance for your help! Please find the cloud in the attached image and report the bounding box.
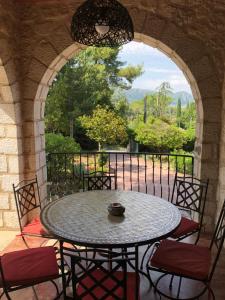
[145,67,181,74]
[120,41,161,57]
[133,76,192,93]
[119,41,192,93]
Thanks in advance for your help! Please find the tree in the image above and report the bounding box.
[153,82,173,118]
[45,133,81,153]
[134,118,187,152]
[79,106,128,150]
[45,47,143,137]
[176,98,182,127]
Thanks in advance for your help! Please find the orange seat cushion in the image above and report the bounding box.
[22,217,48,236]
[171,217,199,238]
[151,239,211,280]
[77,269,139,299]
[1,246,59,286]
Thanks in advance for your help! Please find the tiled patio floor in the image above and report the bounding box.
[0,234,224,299]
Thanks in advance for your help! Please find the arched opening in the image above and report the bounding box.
[33,34,204,203]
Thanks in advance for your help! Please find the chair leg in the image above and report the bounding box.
[22,235,30,248]
[140,244,151,270]
[3,291,11,300]
[169,275,174,289]
[176,277,182,298]
[32,286,39,300]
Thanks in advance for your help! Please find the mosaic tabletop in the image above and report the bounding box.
[41,190,181,247]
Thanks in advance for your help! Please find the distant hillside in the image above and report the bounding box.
[124,88,193,106]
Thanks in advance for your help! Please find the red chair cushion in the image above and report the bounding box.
[77,269,139,299]
[1,246,59,286]
[22,217,48,236]
[151,239,211,280]
[171,217,199,238]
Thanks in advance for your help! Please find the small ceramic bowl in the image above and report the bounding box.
[108,202,125,216]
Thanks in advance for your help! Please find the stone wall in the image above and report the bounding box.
[0,0,23,228]
[0,0,225,230]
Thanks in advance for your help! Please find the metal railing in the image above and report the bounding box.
[46,152,194,201]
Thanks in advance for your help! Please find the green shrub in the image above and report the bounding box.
[98,152,109,168]
[45,133,81,153]
[171,150,194,175]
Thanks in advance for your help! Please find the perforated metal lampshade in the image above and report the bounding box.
[71,0,134,47]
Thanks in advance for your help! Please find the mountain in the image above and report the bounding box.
[171,91,193,105]
[124,88,154,102]
[123,88,193,106]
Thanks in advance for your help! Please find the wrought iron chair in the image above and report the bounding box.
[140,175,209,270]
[83,170,117,191]
[170,174,209,242]
[0,246,70,300]
[146,199,225,300]
[13,176,56,247]
[60,242,140,300]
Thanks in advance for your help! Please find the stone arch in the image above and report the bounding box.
[22,12,222,230]
[0,58,23,229]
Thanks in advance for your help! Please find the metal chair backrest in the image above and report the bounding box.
[83,171,117,191]
[171,174,209,215]
[208,199,225,281]
[13,176,41,233]
[61,244,137,300]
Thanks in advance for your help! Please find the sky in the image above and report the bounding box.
[119,41,192,94]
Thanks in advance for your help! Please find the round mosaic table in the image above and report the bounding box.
[41,190,181,248]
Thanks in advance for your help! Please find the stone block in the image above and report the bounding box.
[202,122,220,143]
[201,143,219,160]
[23,78,39,99]
[6,125,21,138]
[0,174,20,192]
[23,121,35,137]
[0,155,7,172]
[61,44,79,59]
[39,151,46,168]
[201,161,219,180]
[38,121,45,135]
[0,65,8,85]
[0,138,22,155]
[22,137,35,154]
[203,97,221,123]
[0,126,5,138]
[48,71,57,86]
[41,102,45,119]
[43,165,47,182]
[189,56,214,81]
[3,211,19,228]
[52,57,67,72]
[7,155,24,174]
[142,14,166,40]
[34,40,58,67]
[39,182,47,203]
[35,136,42,153]
[10,82,20,102]
[24,154,36,173]
[0,193,9,209]
[27,58,47,84]
[0,85,14,103]
[41,134,46,150]
[0,103,16,124]
[22,100,34,121]
[4,59,18,85]
[34,101,41,121]
[198,77,221,99]
[40,68,53,86]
